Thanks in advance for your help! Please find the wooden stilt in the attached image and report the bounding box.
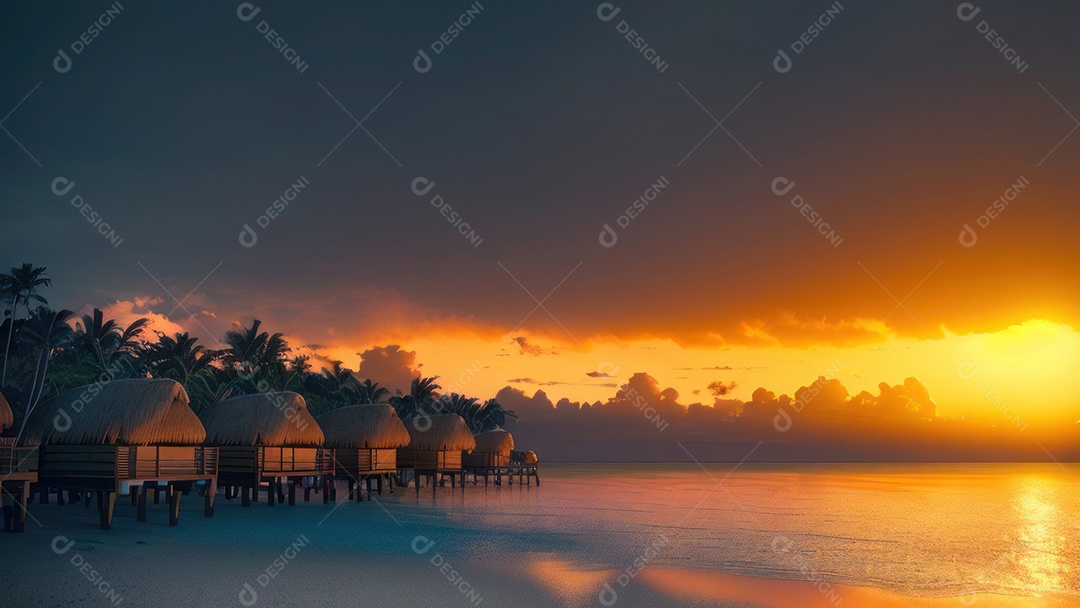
[99,491,115,530]
[287,480,296,506]
[168,485,181,526]
[323,478,331,504]
[137,485,147,522]
[204,479,217,517]
[15,482,28,532]
[267,480,276,507]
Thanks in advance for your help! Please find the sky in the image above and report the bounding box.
[2,1,1079,459]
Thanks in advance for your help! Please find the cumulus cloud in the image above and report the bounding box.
[93,297,185,339]
[499,372,1046,461]
[512,336,557,356]
[356,345,421,394]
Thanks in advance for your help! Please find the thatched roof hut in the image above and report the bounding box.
[406,414,476,452]
[20,378,206,446]
[316,404,410,449]
[0,391,13,432]
[199,392,324,447]
[473,428,513,455]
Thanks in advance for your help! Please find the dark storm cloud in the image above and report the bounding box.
[3,2,1078,346]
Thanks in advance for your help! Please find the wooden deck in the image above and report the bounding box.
[330,448,397,501]
[35,444,218,529]
[398,449,466,494]
[216,446,335,507]
[1,439,39,532]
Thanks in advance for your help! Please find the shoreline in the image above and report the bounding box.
[2,488,1072,608]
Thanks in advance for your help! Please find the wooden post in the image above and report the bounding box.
[267,480,276,507]
[16,482,28,532]
[242,484,251,507]
[204,479,217,517]
[323,478,331,504]
[168,485,181,526]
[347,479,355,501]
[99,491,115,530]
[287,480,296,506]
[153,483,161,504]
[137,485,147,522]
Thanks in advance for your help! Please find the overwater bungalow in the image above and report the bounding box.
[19,379,217,529]
[398,414,476,494]
[316,404,410,501]
[509,449,541,486]
[199,392,332,507]
[1,391,39,532]
[462,428,514,486]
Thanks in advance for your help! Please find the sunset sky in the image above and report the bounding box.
[2,2,1079,456]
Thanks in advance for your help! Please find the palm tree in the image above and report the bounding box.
[284,355,311,391]
[1,263,51,386]
[18,307,74,426]
[321,361,359,404]
[410,375,441,404]
[439,394,517,433]
[76,308,149,374]
[222,319,290,390]
[148,331,217,386]
[355,378,389,404]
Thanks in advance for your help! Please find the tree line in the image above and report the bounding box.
[0,263,514,436]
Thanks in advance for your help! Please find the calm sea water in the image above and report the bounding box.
[391,462,1080,599]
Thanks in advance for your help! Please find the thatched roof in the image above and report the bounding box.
[406,414,476,452]
[474,428,514,455]
[0,391,12,432]
[20,379,206,446]
[316,404,410,449]
[199,392,324,447]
